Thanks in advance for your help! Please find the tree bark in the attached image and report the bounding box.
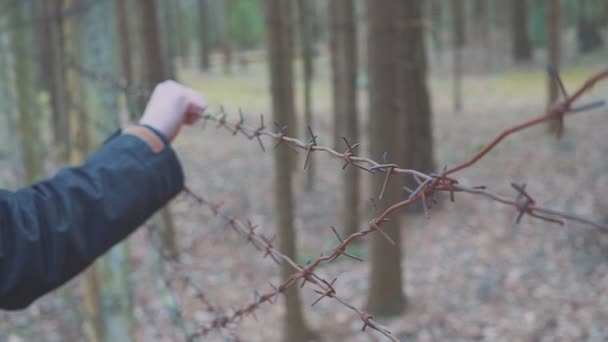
[115,0,137,119]
[220,0,233,74]
[453,0,464,112]
[547,0,560,105]
[546,0,562,135]
[365,0,407,317]
[512,0,532,61]
[263,1,314,340]
[42,0,70,160]
[329,0,359,237]
[428,0,443,61]
[12,1,42,183]
[136,0,181,261]
[198,0,211,70]
[175,0,190,65]
[577,0,603,53]
[0,14,13,158]
[159,0,178,79]
[62,1,103,339]
[298,0,315,191]
[401,0,435,212]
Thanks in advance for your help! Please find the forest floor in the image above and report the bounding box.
[1,50,608,342]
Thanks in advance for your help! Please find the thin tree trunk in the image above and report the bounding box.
[115,0,136,118]
[12,2,42,183]
[46,0,70,159]
[298,0,315,191]
[0,17,13,157]
[547,0,560,105]
[547,0,561,134]
[198,0,211,70]
[428,0,443,62]
[62,1,103,339]
[401,0,435,212]
[175,0,190,66]
[221,0,233,74]
[136,0,181,261]
[365,0,407,317]
[160,0,178,80]
[512,0,532,61]
[329,0,359,237]
[263,1,314,340]
[453,0,464,113]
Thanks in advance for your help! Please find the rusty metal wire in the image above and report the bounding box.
[67,64,608,340]
[182,189,399,341]
[29,58,608,340]
[193,68,608,233]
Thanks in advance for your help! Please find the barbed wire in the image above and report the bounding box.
[51,60,608,340]
[190,68,608,233]
[172,68,606,340]
[10,39,607,338]
[180,190,398,341]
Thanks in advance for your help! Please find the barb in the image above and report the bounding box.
[194,68,608,232]
[444,68,608,175]
[27,60,608,340]
[183,192,401,342]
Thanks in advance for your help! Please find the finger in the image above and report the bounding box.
[185,88,207,113]
[184,110,201,125]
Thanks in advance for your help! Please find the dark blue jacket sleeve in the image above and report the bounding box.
[0,131,184,310]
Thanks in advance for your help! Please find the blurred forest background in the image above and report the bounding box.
[1,0,607,341]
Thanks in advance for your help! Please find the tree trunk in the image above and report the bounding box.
[0,15,14,158]
[115,0,136,119]
[221,0,233,74]
[263,1,314,340]
[547,0,560,105]
[453,0,464,112]
[62,1,103,339]
[175,0,190,66]
[329,0,359,237]
[577,0,604,53]
[12,2,42,183]
[428,0,443,61]
[198,0,211,70]
[45,0,70,159]
[136,0,181,261]
[402,0,435,212]
[298,0,315,191]
[159,0,178,79]
[512,0,532,61]
[365,0,407,317]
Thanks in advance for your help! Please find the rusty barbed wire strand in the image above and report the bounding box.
[443,68,608,175]
[191,68,608,232]
[27,57,608,339]
[182,189,400,341]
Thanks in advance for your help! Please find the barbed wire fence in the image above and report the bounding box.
[68,57,608,341]
[1,4,608,341]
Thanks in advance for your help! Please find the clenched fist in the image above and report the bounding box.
[139,80,207,141]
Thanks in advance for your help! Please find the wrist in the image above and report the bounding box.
[122,125,167,154]
[136,123,171,146]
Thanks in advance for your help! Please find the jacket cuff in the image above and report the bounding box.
[104,131,185,201]
[122,126,166,153]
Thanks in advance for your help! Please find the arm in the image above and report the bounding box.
[0,81,206,310]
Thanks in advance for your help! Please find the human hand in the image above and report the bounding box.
[139,80,207,141]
